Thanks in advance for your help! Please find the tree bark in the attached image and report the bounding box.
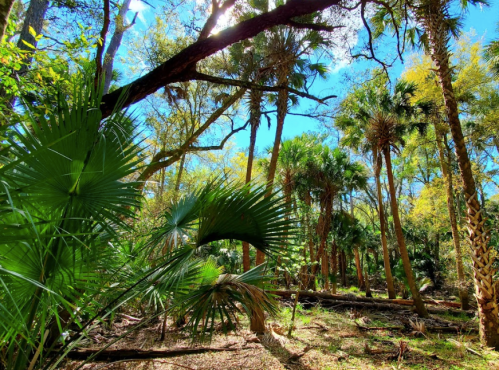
[421,0,499,347]
[0,0,15,41]
[436,129,469,309]
[374,155,396,299]
[383,148,428,317]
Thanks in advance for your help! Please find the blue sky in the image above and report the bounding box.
[229,1,499,154]
[125,0,499,156]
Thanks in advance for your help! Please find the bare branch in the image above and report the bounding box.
[137,88,246,189]
[286,20,344,32]
[188,71,337,103]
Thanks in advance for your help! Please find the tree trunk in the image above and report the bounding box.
[172,154,186,202]
[257,74,288,266]
[374,154,396,299]
[350,192,365,289]
[0,0,15,41]
[422,2,498,346]
[17,0,49,70]
[302,191,314,288]
[103,0,136,94]
[383,148,428,317]
[340,250,347,287]
[312,195,333,291]
[242,90,262,271]
[436,130,469,309]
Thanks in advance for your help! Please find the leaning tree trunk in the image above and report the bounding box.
[435,129,469,310]
[383,148,428,317]
[0,0,15,41]
[374,154,396,299]
[103,0,136,94]
[422,2,498,346]
[244,89,263,271]
[256,70,288,266]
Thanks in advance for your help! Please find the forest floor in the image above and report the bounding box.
[62,289,499,370]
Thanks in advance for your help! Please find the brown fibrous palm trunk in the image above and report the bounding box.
[374,154,396,299]
[421,1,498,345]
[383,148,428,317]
[435,129,469,309]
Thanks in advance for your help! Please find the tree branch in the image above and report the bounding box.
[198,0,238,41]
[95,0,110,86]
[100,0,344,117]
[188,71,336,103]
[137,88,246,189]
[286,20,344,32]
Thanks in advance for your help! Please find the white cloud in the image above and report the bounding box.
[129,0,149,26]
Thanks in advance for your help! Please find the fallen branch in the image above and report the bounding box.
[67,346,249,361]
[355,323,478,334]
[271,290,467,309]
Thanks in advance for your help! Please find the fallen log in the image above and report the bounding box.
[356,324,478,334]
[271,290,474,316]
[270,290,463,308]
[67,346,247,361]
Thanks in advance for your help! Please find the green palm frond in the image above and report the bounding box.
[179,264,277,339]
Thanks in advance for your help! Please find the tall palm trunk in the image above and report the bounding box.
[243,89,262,271]
[383,148,428,317]
[421,1,498,346]
[257,69,289,265]
[0,0,15,41]
[374,154,396,299]
[303,191,315,288]
[435,129,469,309]
[350,193,365,289]
[311,193,333,290]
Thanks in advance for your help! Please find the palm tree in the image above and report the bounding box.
[337,79,428,316]
[372,0,497,345]
[336,78,397,299]
[229,33,270,272]
[307,147,366,292]
[0,82,296,369]
[256,27,327,265]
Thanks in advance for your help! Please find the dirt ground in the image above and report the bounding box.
[61,294,499,370]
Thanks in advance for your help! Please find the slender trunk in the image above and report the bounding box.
[422,2,498,346]
[436,130,469,309]
[383,148,428,317]
[340,250,347,287]
[312,194,333,290]
[350,192,365,289]
[331,239,337,293]
[302,191,314,288]
[375,155,396,299]
[0,0,15,41]
[257,77,288,266]
[103,0,136,94]
[173,154,186,202]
